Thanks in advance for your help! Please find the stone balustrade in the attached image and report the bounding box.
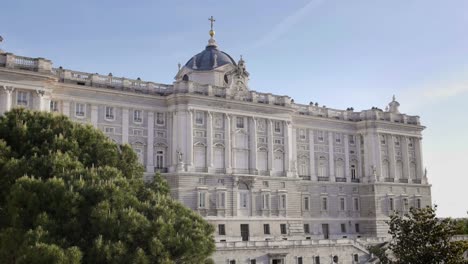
[0,51,421,126]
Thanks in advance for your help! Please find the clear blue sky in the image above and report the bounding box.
[2,0,468,217]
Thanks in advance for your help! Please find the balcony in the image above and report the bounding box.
[335,177,347,182]
[300,176,311,181]
[398,178,408,183]
[154,167,168,173]
[317,176,330,182]
[351,178,360,183]
[384,178,395,182]
[412,179,422,184]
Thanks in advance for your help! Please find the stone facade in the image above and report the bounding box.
[0,30,430,264]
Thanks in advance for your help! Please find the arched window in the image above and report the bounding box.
[318,156,328,177]
[350,162,357,180]
[335,159,345,178]
[396,160,404,179]
[224,74,229,84]
[410,162,417,179]
[182,74,189,81]
[382,160,390,178]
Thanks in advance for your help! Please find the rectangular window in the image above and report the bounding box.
[217,192,226,208]
[304,197,310,211]
[263,224,270,235]
[299,129,306,140]
[355,223,360,233]
[274,121,281,133]
[75,103,85,117]
[104,127,114,134]
[280,224,287,235]
[417,198,421,209]
[322,197,328,211]
[240,193,248,208]
[335,133,341,143]
[250,260,256,264]
[395,137,400,146]
[229,260,236,264]
[403,198,409,211]
[315,256,321,264]
[340,197,346,211]
[341,223,346,233]
[133,110,142,123]
[262,181,269,187]
[218,224,226,235]
[354,198,360,211]
[297,257,303,264]
[349,135,355,145]
[304,224,310,234]
[195,112,204,125]
[280,194,287,209]
[381,135,386,145]
[155,150,164,169]
[236,117,244,128]
[389,198,394,211]
[17,91,28,106]
[133,129,143,136]
[262,193,270,209]
[105,106,114,120]
[274,138,282,144]
[156,112,166,125]
[198,192,206,208]
[50,101,58,112]
[317,131,324,142]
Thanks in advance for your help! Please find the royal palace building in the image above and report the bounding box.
[0,22,430,264]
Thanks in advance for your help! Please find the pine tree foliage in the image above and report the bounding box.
[0,109,215,264]
[373,206,468,264]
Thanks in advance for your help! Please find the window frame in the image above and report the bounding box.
[16,90,29,106]
[133,109,143,123]
[105,106,115,121]
[75,102,86,118]
[218,224,226,236]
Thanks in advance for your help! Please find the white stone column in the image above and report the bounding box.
[388,135,396,180]
[170,111,179,172]
[186,110,194,171]
[267,119,274,176]
[225,113,232,173]
[91,105,98,128]
[0,86,14,114]
[206,111,214,173]
[62,101,70,117]
[415,138,424,182]
[249,117,258,175]
[401,137,410,180]
[344,134,350,181]
[146,111,154,173]
[34,90,46,111]
[122,108,129,144]
[308,130,316,181]
[328,132,335,182]
[356,135,363,179]
[231,117,236,171]
[284,121,294,177]
[167,112,173,169]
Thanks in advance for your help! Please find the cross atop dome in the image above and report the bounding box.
[208,16,216,37]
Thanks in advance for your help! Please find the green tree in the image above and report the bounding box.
[0,109,215,264]
[377,206,467,264]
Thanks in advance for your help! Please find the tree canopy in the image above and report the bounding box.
[0,109,215,264]
[371,206,468,264]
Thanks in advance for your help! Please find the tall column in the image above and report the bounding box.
[146,111,154,173]
[167,112,173,169]
[388,135,396,180]
[356,135,363,179]
[231,116,236,172]
[91,105,98,128]
[401,137,410,179]
[62,101,70,117]
[267,120,274,176]
[186,110,194,171]
[284,121,294,177]
[0,86,14,114]
[249,117,258,175]
[344,134,350,181]
[122,108,129,144]
[225,114,232,173]
[415,138,424,181]
[206,111,214,173]
[308,130,316,181]
[328,132,335,181]
[170,111,179,172]
[370,132,383,182]
[33,90,46,111]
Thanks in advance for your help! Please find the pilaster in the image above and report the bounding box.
[344,134,350,182]
[415,138,424,182]
[0,86,14,114]
[388,135,396,180]
[207,111,214,173]
[249,117,258,175]
[401,137,410,179]
[285,121,294,177]
[328,132,335,182]
[308,130,316,181]
[186,110,194,171]
[90,105,98,128]
[225,114,232,173]
[122,108,129,144]
[146,111,154,173]
[267,119,274,176]
[62,101,70,117]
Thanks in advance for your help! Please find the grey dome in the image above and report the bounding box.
[185,45,236,71]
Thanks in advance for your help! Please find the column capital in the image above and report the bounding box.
[3,85,14,93]
[35,89,45,97]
